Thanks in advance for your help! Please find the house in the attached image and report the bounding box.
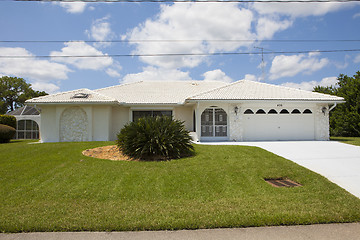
[26,80,344,142]
[6,106,41,140]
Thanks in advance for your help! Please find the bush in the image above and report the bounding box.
[0,124,16,143]
[117,116,194,161]
[0,115,16,129]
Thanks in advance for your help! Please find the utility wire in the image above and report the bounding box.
[12,0,360,3]
[1,49,360,58]
[1,39,360,43]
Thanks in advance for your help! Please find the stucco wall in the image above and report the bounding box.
[39,106,57,142]
[92,106,112,141]
[111,106,130,141]
[174,106,194,131]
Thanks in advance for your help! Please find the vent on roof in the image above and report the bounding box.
[72,93,89,99]
[265,178,301,188]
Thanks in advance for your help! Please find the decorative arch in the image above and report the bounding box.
[60,107,88,142]
[201,108,227,137]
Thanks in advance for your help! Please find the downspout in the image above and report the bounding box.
[329,103,337,112]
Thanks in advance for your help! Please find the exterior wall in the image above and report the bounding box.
[39,105,58,142]
[174,106,194,132]
[315,104,330,140]
[92,106,112,141]
[111,106,130,141]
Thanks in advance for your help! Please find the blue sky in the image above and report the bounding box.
[0,0,360,94]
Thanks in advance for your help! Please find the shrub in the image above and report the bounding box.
[0,124,16,143]
[0,115,16,129]
[117,116,194,161]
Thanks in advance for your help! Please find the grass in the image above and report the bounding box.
[1,140,360,233]
[331,136,360,146]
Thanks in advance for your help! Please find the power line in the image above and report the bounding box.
[1,49,360,58]
[12,0,360,3]
[1,39,360,43]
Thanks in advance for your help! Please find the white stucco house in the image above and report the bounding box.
[26,80,344,143]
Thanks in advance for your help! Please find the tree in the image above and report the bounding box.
[0,76,47,114]
[314,71,360,137]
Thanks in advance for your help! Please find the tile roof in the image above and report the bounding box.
[26,80,344,105]
[26,88,118,104]
[94,81,227,104]
[189,80,344,102]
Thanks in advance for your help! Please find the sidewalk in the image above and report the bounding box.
[1,223,359,240]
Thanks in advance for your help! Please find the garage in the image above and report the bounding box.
[242,107,315,141]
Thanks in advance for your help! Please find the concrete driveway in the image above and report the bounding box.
[198,141,360,198]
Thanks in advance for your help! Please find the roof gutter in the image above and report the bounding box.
[329,102,337,112]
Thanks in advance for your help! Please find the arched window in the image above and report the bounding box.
[303,109,312,114]
[268,109,278,114]
[291,109,301,114]
[244,109,254,114]
[280,109,289,114]
[16,120,39,139]
[256,109,266,114]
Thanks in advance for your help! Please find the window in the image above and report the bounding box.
[280,109,289,114]
[268,109,277,114]
[244,109,254,114]
[16,120,39,139]
[132,110,172,122]
[303,109,312,114]
[291,109,301,114]
[256,109,266,114]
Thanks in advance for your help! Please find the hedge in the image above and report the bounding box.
[0,124,16,143]
[0,115,16,129]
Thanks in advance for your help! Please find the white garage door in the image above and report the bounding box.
[242,108,315,141]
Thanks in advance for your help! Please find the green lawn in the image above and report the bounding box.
[1,141,360,233]
[331,137,360,146]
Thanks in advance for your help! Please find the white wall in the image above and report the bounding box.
[174,106,194,131]
[92,106,112,141]
[111,106,130,141]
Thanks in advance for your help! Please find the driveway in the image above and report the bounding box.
[198,141,360,198]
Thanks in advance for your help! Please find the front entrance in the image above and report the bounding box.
[201,108,228,139]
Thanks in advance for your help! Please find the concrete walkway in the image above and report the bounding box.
[198,141,360,198]
[1,223,359,240]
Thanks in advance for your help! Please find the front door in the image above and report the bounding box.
[201,108,227,138]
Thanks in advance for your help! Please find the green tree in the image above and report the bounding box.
[314,71,360,137]
[0,76,47,114]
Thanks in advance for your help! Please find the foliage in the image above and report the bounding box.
[0,124,16,143]
[0,76,47,114]
[314,71,360,137]
[117,116,194,160]
[0,115,16,129]
[1,141,360,232]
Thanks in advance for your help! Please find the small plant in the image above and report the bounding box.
[117,116,194,161]
[0,124,16,143]
[0,115,16,129]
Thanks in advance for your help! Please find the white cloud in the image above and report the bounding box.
[354,54,360,63]
[353,12,360,19]
[269,52,329,80]
[31,82,60,94]
[86,16,115,47]
[0,47,71,82]
[54,2,88,14]
[122,66,191,83]
[256,17,292,40]
[252,1,359,18]
[125,3,256,69]
[281,76,338,91]
[50,41,113,70]
[243,74,259,82]
[202,69,232,83]
[106,68,121,78]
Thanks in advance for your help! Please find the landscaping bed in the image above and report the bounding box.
[1,140,360,232]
